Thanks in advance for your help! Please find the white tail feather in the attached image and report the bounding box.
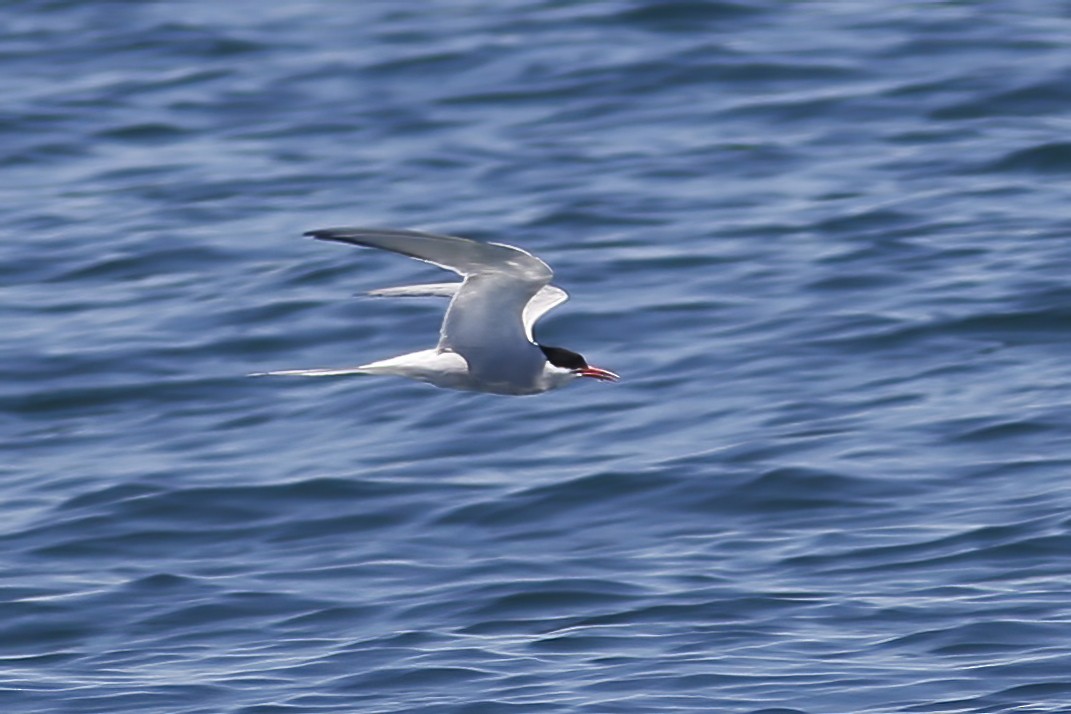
[249,367,369,377]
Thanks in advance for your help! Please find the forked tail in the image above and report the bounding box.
[249,367,370,377]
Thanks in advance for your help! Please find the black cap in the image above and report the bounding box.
[538,345,587,370]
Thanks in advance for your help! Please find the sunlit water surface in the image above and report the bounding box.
[4,2,1071,712]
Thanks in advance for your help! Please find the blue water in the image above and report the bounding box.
[4,2,1071,712]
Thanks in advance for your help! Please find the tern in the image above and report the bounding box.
[259,227,619,395]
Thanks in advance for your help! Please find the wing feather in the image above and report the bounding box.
[366,282,460,298]
[366,281,569,341]
[522,285,568,341]
[307,227,557,378]
[305,227,552,282]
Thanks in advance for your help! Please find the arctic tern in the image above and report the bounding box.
[258,227,619,395]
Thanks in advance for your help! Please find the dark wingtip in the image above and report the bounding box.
[304,228,358,246]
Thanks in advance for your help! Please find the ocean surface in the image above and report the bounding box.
[4,1,1071,712]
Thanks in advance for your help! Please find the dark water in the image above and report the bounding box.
[5,2,1071,712]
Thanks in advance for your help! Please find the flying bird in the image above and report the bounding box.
[258,227,619,395]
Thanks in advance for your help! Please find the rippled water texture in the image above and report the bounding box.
[4,1,1071,712]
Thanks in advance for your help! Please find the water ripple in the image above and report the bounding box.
[5,0,1071,712]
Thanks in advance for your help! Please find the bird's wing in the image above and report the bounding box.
[438,272,543,375]
[307,227,553,368]
[306,227,551,281]
[521,285,569,342]
[366,282,460,298]
[366,281,569,342]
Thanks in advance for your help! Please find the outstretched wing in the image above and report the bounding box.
[307,227,554,370]
[367,282,569,342]
[366,282,460,298]
[521,285,568,341]
[305,227,551,281]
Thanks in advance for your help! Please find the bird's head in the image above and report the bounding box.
[539,345,619,386]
